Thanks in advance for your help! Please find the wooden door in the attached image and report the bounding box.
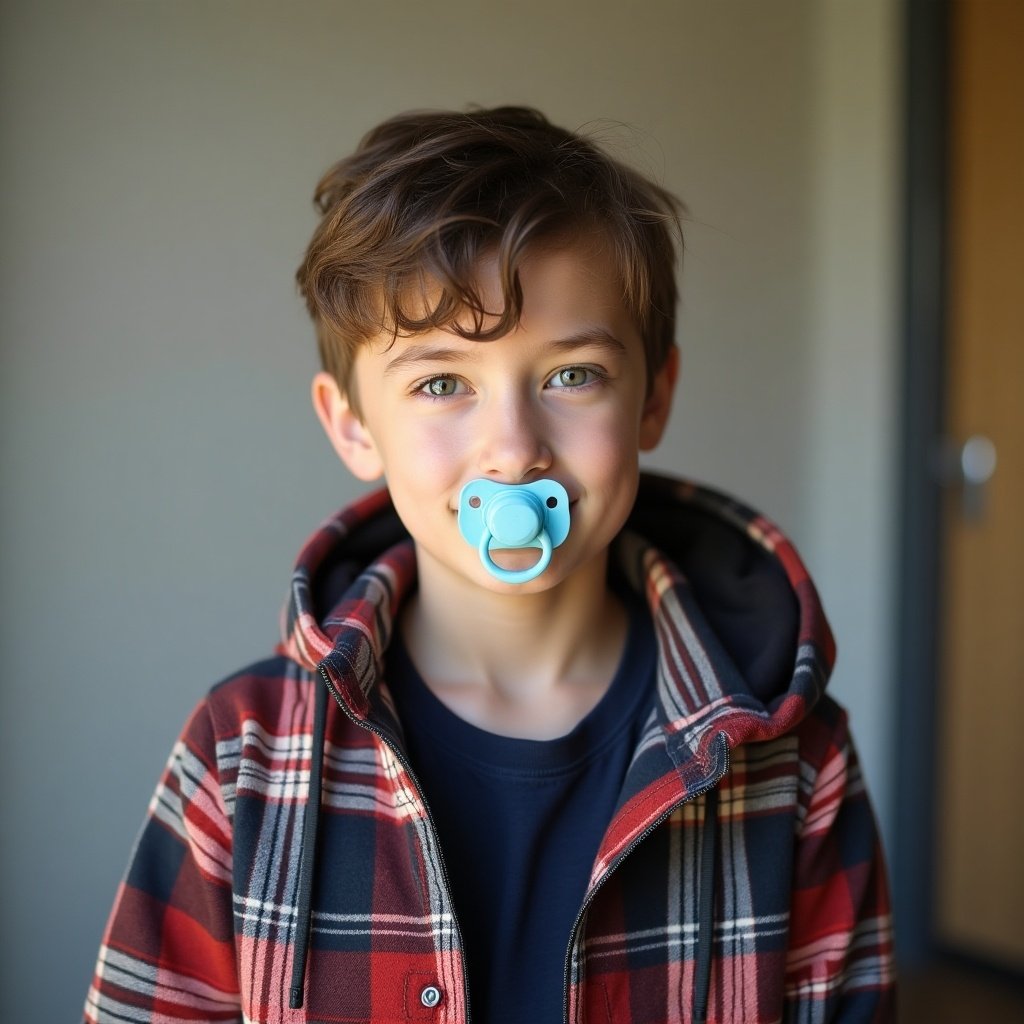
[934,0,1024,969]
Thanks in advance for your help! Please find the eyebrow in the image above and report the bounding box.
[383,344,468,377]
[547,328,627,357]
[382,328,627,377]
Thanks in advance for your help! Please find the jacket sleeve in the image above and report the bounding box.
[84,698,241,1024]
[784,700,896,1023]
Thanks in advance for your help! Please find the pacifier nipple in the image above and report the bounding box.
[457,478,571,585]
[485,493,543,548]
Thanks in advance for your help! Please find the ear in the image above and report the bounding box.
[311,371,384,481]
[639,346,679,451]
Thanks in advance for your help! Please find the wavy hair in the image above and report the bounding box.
[296,106,684,410]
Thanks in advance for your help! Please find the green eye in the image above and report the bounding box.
[551,367,592,388]
[424,377,459,396]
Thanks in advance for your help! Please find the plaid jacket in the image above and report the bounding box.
[85,474,894,1024]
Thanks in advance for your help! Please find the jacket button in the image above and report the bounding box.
[420,985,442,1008]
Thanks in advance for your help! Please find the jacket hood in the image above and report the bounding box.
[278,471,835,748]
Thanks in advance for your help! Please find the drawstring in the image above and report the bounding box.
[289,671,329,1009]
[692,785,719,1024]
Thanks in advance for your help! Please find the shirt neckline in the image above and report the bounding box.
[386,589,657,778]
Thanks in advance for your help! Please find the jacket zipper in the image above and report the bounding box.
[318,664,473,1024]
[561,734,730,1024]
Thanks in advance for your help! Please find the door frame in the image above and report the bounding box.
[893,0,949,968]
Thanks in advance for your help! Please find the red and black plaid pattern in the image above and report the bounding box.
[86,474,894,1023]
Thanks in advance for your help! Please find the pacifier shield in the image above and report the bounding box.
[457,478,571,584]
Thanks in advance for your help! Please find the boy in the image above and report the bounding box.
[86,107,894,1023]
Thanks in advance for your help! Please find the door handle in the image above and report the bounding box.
[932,434,998,523]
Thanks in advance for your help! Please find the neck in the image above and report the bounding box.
[399,547,629,738]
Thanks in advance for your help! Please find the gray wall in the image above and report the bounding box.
[0,1,900,1018]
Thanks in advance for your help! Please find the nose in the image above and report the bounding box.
[476,392,553,482]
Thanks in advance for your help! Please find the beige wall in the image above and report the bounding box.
[0,1,900,1016]
[804,0,901,846]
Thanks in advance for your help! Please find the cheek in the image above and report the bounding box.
[563,405,643,538]
[384,414,468,495]
[567,403,641,473]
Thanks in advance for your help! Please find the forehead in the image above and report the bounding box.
[368,233,640,358]
[509,238,633,327]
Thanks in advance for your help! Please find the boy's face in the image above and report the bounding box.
[313,235,677,595]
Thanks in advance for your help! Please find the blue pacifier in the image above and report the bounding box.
[457,478,571,584]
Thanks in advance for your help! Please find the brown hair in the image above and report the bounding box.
[296,106,684,410]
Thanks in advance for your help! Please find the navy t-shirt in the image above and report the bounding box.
[386,592,657,1024]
